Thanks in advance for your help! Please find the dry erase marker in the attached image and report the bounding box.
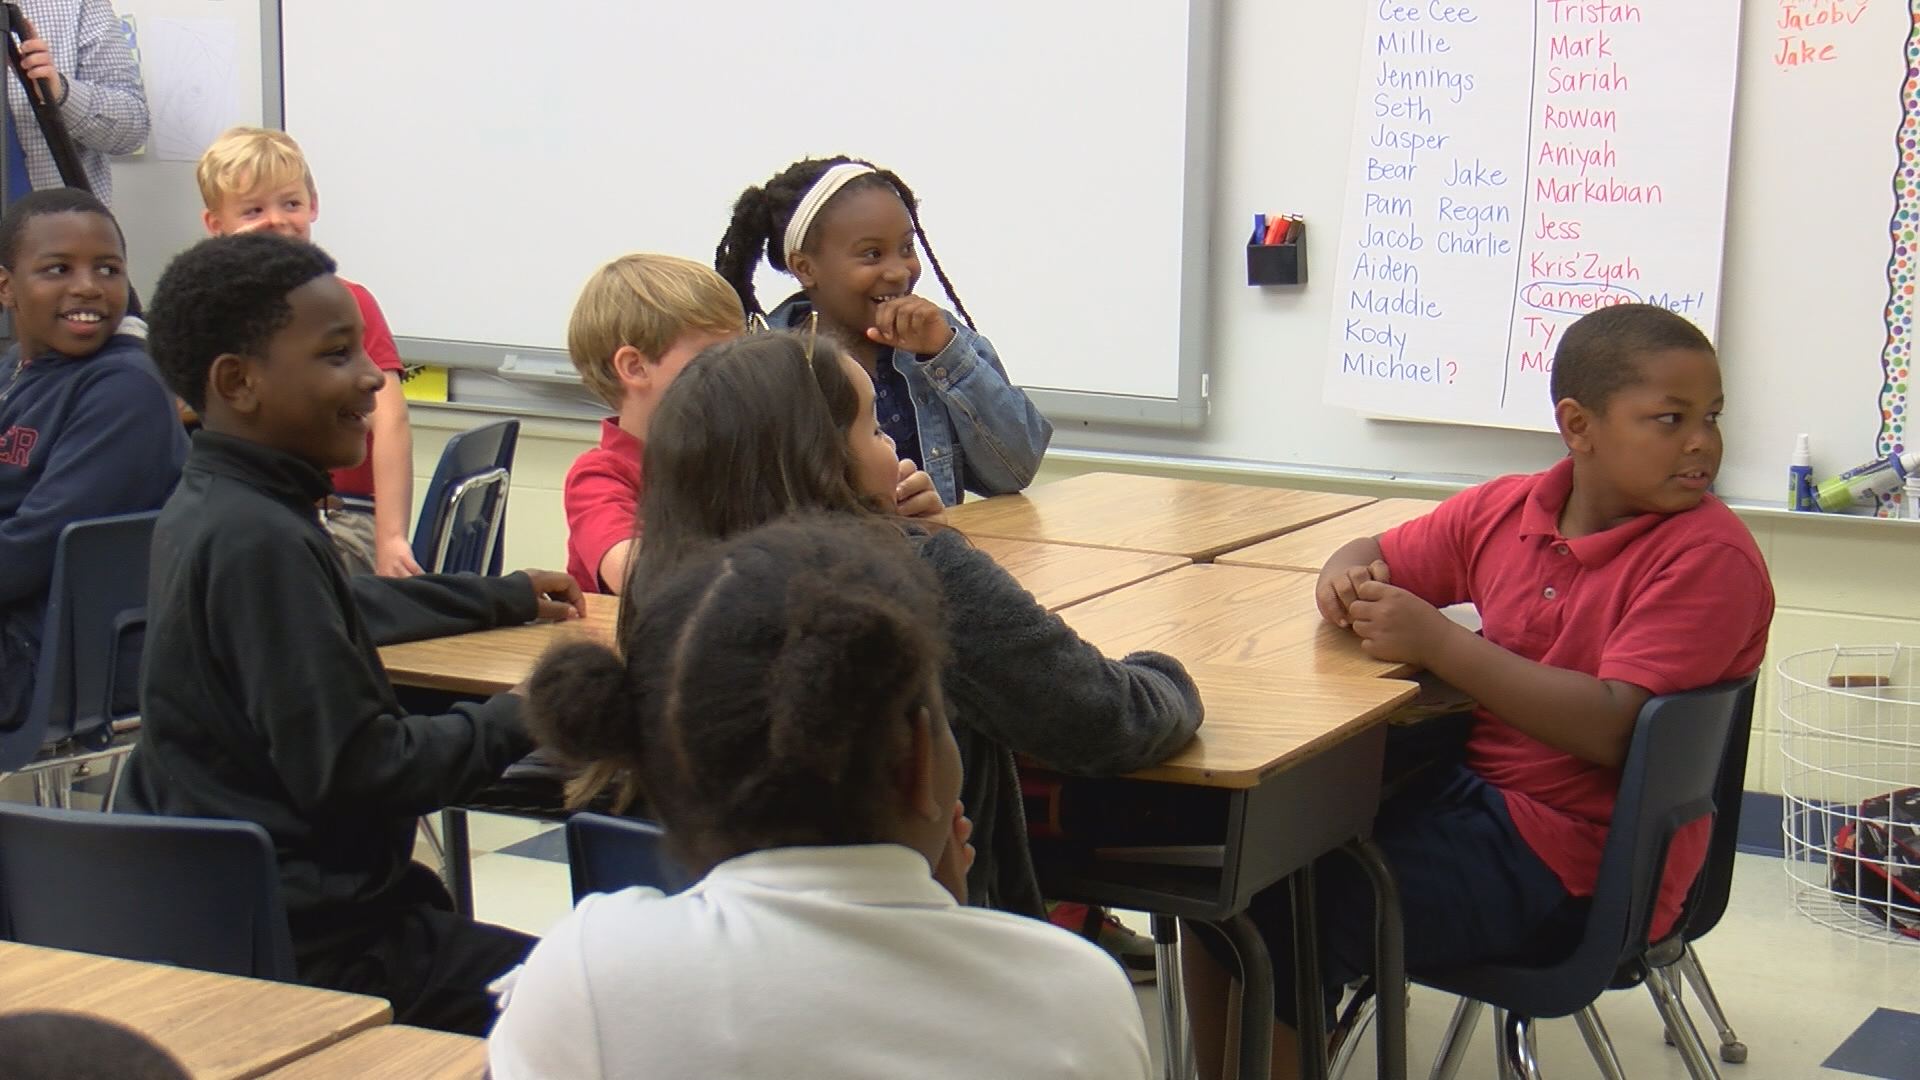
[1265,217,1287,245]
[1254,213,1267,240]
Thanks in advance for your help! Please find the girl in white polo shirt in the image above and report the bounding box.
[487,517,1150,1080]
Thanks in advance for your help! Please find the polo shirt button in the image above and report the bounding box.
[1543,586,1558,599]
[1554,544,1570,555]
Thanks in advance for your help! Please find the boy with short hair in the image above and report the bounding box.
[562,254,741,594]
[121,233,584,1035]
[0,188,183,730]
[195,125,418,577]
[562,253,945,595]
[1187,303,1775,1079]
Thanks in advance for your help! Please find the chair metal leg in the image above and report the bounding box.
[1574,1006,1627,1080]
[1491,1009,1544,1080]
[1676,945,1748,1064]
[101,750,130,813]
[1152,915,1196,1080]
[1328,987,1377,1080]
[1427,998,1484,1080]
[1648,967,1723,1080]
[31,765,72,809]
[441,807,474,915]
[418,815,446,863]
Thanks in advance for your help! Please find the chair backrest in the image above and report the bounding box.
[410,419,520,575]
[1421,675,1756,1018]
[0,803,295,980]
[0,512,158,772]
[1678,677,1759,942]
[564,812,690,903]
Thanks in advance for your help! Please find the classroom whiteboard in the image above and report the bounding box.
[277,0,1220,425]
[1051,0,1916,507]
[1321,1,1739,430]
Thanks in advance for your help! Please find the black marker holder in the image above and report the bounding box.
[1246,223,1306,286]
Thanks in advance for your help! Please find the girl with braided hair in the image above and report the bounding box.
[714,155,1051,508]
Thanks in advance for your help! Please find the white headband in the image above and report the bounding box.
[782,163,877,258]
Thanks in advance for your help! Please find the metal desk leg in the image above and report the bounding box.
[1346,839,1407,1080]
[1216,912,1275,1080]
[1152,914,1195,1080]
[442,806,474,915]
[1292,865,1331,1080]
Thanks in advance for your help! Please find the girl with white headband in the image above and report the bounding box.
[714,155,1051,508]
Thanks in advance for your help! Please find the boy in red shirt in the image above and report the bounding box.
[562,255,741,595]
[562,254,944,595]
[196,127,419,578]
[1186,304,1774,1079]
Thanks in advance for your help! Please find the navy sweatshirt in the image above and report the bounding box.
[120,432,536,956]
[0,334,186,727]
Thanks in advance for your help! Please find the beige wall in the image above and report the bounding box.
[412,404,1920,799]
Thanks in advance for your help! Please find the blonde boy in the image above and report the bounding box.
[195,126,419,577]
[562,255,741,594]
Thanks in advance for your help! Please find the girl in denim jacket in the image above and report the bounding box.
[715,156,1051,507]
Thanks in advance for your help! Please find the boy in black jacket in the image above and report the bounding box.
[119,233,583,1035]
[0,189,185,730]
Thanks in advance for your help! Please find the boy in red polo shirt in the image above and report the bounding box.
[561,255,743,595]
[1185,304,1774,1079]
[562,253,946,595]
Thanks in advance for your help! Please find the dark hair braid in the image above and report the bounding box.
[713,155,976,329]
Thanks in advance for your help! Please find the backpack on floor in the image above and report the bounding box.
[1829,786,1920,939]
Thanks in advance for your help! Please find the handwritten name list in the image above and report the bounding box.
[1323,0,1739,430]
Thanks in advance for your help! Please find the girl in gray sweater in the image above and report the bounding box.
[572,330,1202,915]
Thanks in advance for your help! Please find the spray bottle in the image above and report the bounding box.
[1789,434,1816,512]
[1814,448,1920,512]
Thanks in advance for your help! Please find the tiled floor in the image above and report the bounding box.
[447,822,1918,1078]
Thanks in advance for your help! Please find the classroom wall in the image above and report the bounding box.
[409,404,1910,802]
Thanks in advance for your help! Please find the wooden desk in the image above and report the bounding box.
[947,472,1374,560]
[971,536,1188,612]
[1126,666,1415,787]
[1032,664,1415,1080]
[379,593,617,695]
[0,942,390,1080]
[1215,498,1442,573]
[1059,563,1411,679]
[264,1026,486,1079]
[380,545,1189,693]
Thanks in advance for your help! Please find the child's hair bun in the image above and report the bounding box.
[524,638,634,764]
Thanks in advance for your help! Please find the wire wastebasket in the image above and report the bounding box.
[1778,645,1920,943]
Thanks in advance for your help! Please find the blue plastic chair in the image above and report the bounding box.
[0,512,158,801]
[1416,676,1759,1080]
[564,812,691,903]
[410,419,519,576]
[0,803,296,980]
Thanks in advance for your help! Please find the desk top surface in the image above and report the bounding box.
[380,539,1192,692]
[262,1025,487,1079]
[969,535,1189,612]
[0,942,390,1080]
[379,592,617,696]
[1213,498,1442,573]
[944,472,1376,560]
[1126,665,1417,787]
[1058,563,1413,681]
